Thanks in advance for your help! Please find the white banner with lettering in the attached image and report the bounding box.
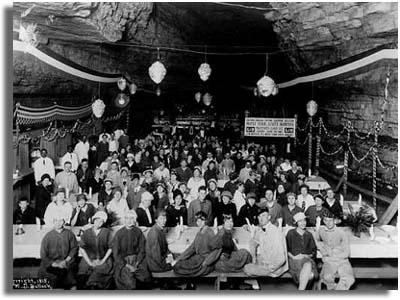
[244,118,296,138]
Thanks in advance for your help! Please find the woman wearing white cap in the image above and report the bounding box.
[286,212,318,290]
[77,211,113,289]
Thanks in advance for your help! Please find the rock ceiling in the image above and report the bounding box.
[13,2,398,104]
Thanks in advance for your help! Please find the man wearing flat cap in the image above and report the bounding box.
[77,211,113,289]
[223,172,239,196]
[126,174,146,210]
[286,212,318,290]
[244,207,288,277]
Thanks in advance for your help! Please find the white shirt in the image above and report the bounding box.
[44,201,73,225]
[280,162,291,172]
[139,203,152,224]
[233,190,246,212]
[107,197,129,225]
[33,157,55,183]
[296,194,315,211]
[109,140,119,152]
[153,167,170,181]
[187,177,206,203]
[74,141,89,163]
[61,152,79,171]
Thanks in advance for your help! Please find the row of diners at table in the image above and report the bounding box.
[14,130,355,290]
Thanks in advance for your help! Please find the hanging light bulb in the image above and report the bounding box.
[156,87,161,96]
[306,100,318,117]
[129,82,137,95]
[149,48,167,84]
[115,93,129,108]
[117,77,127,91]
[198,63,212,81]
[256,53,278,98]
[92,99,105,118]
[203,93,212,106]
[195,92,202,103]
[257,75,277,98]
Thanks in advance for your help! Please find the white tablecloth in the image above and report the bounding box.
[305,176,331,191]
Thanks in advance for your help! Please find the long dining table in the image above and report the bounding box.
[13,224,398,260]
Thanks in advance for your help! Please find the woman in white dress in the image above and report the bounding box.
[186,167,206,204]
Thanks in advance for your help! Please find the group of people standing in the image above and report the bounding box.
[15,128,354,290]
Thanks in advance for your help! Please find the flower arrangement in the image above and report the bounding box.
[343,202,377,237]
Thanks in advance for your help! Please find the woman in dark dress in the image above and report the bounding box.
[77,211,113,289]
[173,211,221,279]
[34,174,53,225]
[213,214,252,273]
[215,191,237,226]
[166,190,188,227]
[203,161,218,183]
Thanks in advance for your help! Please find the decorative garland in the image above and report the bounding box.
[15,102,93,125]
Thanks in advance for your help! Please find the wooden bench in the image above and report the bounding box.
[152,265,398,290]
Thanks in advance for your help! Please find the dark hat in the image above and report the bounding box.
[156,182,166,190]
[131,173,140,180]
[246,192,257,201]
[256,207,269,216]
[314,194,325,202]
[40,173,51,182]
[221,190,233,200]
[55,187,66,195]
[76,194,87,202]
[143,169,154,176]
[104,178,114,185]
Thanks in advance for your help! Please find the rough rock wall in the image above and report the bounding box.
[266,2,398,183]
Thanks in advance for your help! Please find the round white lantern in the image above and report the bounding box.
[149,61,167,84]
[306,100,318,117]
[117,77,127,91]
[198,63,212,81]
[203,93,212,106]
[257,75,277,98]
[129,83,137,95]
[195,92,202,103]
[92,99,105,118]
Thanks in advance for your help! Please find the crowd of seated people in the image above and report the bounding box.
[14,128,353,290]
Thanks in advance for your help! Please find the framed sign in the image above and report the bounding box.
[244,117,296,138]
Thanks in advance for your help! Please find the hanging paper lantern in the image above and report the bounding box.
[156,87,161,97]
[92,99,105,118]
[115,93,129,108]
[129,83,137,95]
[117,77,127,91]
[195,92,202,103]
[198,63,212,81]
[306,100,318,117]
[203,93,212,106]
[149,61,167,84]
[257,75,277,98]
